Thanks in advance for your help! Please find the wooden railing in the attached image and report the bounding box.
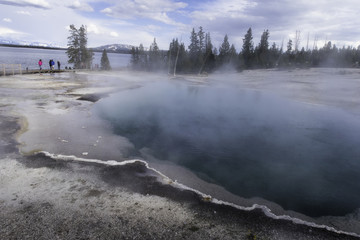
[0,64,22,76]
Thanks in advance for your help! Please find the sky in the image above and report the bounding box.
[0,0,359,51]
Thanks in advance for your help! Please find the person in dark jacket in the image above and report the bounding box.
[51,59,55,70]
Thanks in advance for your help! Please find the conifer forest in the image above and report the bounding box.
[130,27,360,74]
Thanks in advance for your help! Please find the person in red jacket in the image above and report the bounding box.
[38,59,42,70]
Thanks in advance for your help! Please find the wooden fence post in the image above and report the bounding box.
[0,64,24,76]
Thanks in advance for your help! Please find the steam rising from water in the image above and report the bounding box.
[95,77,360,217]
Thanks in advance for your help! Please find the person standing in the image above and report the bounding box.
[57,61,61,70]
[49,59,52,70]
[38,59,42,70]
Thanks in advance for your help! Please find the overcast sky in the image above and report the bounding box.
[0,0,359,51]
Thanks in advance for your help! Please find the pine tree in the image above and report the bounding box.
[66,25,80,69]
[218,34,231,66]
[168,38,180,75]
[197,26,206,73]
[168,38,188,74]
[286,39,293,54]
[213,47,218,56]
[198,26,205,54]
[130,46,140,69]
[66,24,93,69]
[138,44,147,69]
[201,32,215,73]
[256,29,270,67]
[285,39,294,66]
[269,42,281,67]
[130,44,149,70]
[188,28,200,59]
[259,30,270,50]
[188,28,201,71]
[100,49,111,70]
[229,44,238,65]
[241,28,254,69]
[205,32,213,55]
[149,38,161,70]
[78,25,90,68]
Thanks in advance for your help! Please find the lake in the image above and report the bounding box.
[0,46,131,70]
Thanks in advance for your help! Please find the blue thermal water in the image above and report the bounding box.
[95,80,360,217]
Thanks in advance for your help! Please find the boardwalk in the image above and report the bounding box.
[22,68,73,75]
[0,63,74,76]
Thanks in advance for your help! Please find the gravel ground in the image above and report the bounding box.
[1,154,357,240]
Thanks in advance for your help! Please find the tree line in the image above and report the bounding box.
[66,25,360,73]
[131,27,360,74]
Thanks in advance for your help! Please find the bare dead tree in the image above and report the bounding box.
[306,32,310,51]
[313,35,318,50]
[294,30,301,52]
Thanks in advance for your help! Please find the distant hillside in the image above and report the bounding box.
[0,38,136,54]
[0,43,65,50]
[91,44,135,54]
[0,37,64,49]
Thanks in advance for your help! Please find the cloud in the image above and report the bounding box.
[0,0,359,50]
[191,0,257,21]
[0,27,24,37]
[3,18,12,22]
[0,0,50,9]
[249,0,360,47]
[187,0,360,50]
[110,31,118,37]
[84,23,119,38]
[87,24,100,34]
[67,0,94,12]
[16,10,32,15]
[101,0,187,25]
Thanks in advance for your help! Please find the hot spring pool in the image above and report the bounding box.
[95,78,360,217]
